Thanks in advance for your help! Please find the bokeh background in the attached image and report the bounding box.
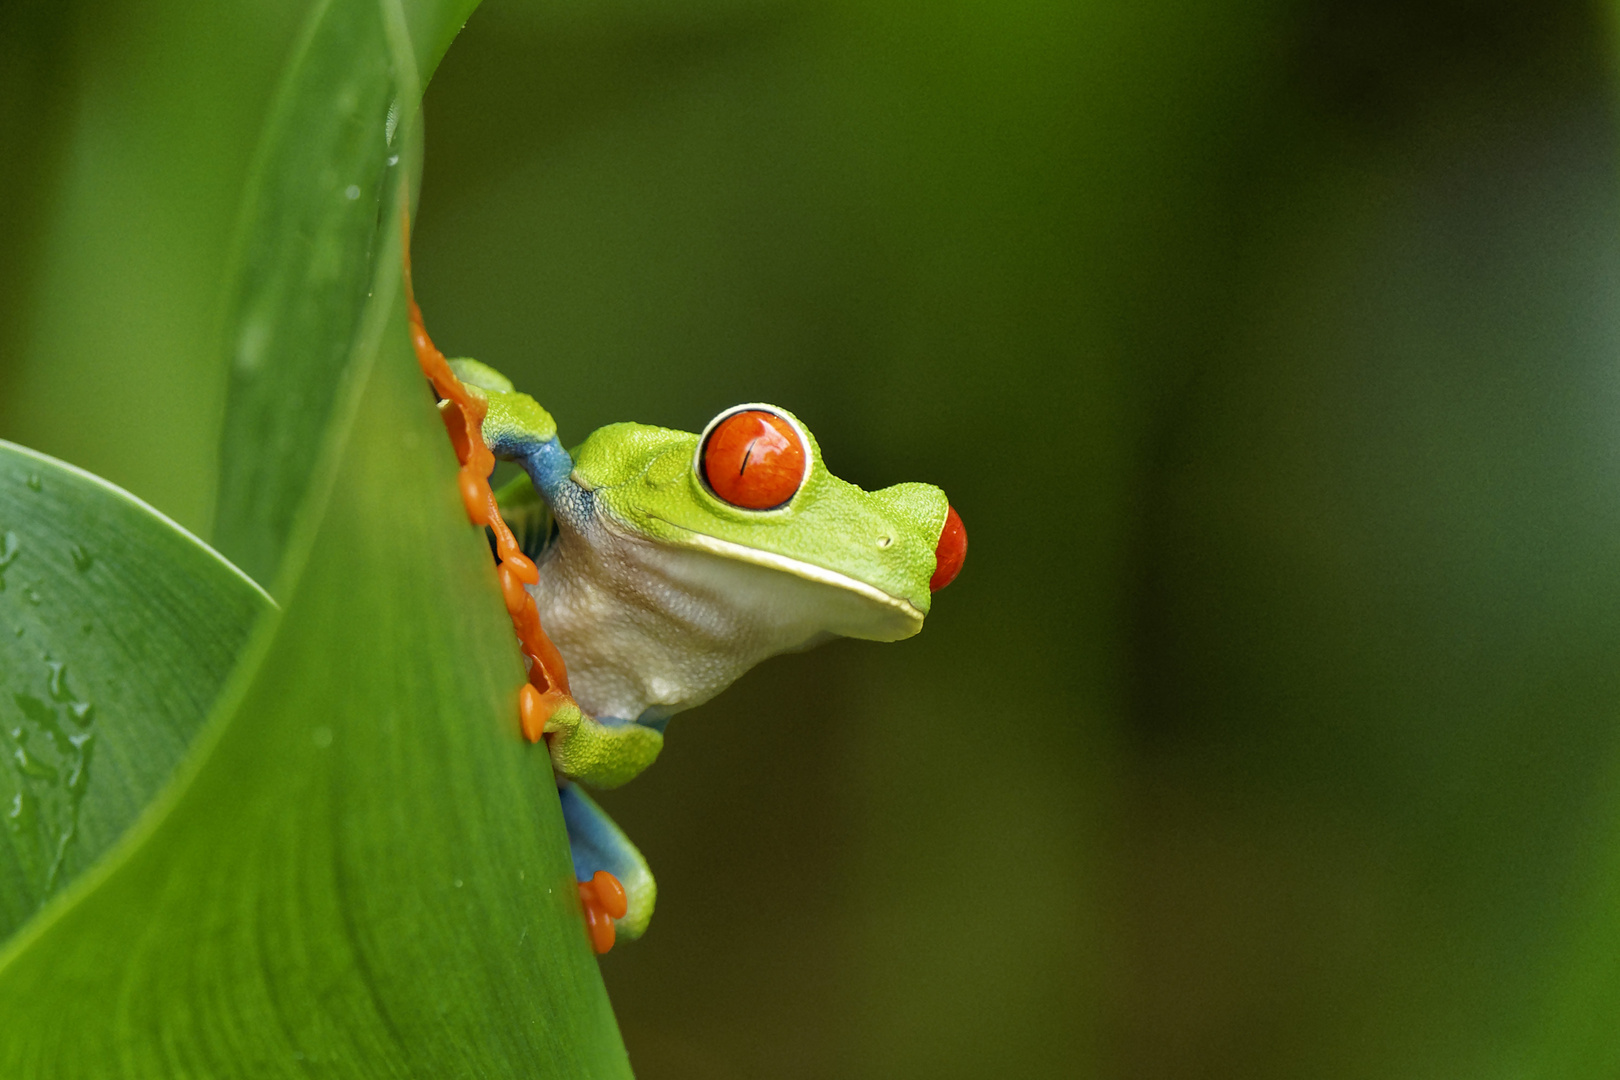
[8,0,1620,1075]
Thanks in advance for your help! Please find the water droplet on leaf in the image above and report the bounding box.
[13,746,58,781]
[46,661,71,702]
[7,791,32,834]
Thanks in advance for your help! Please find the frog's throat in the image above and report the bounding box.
[643,514,926,632]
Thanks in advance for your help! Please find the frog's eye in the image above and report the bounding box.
[698,405,808,510]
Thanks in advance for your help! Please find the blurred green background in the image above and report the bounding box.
[8,0,1620,1075]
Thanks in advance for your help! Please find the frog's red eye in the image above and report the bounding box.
[701,408,807,509]
[930,504,966,591]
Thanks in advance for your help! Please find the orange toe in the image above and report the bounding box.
[590,870,628,920]
[579,879,618,953]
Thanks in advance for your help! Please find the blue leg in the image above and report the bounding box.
[558,781,656,940]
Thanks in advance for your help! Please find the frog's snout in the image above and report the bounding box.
[930,504,967,592]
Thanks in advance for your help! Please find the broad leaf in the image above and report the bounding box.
[0,219,632,1078]
[0,441,271,941]
[0,0,631,1071]
[213,0,472,589]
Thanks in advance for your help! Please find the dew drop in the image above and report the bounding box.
[65,733,93,792]
[311,726,333,749]
[454,878,464,888]
[46,660,71,702]
[70,545,93,573]
[14,746,58,781]
[235,317,270,374]
[24,475,41,493]
[7,791,32,834]
[68,701,93,727]
[25,588,41,606]
[0,532,18,569]
[345,184,361,200]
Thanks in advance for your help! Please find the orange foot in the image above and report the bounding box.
[406,212,615,955]
[578,870,628,954]
[403,219,576,738]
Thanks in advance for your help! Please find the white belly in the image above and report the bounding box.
[529,522,859,722]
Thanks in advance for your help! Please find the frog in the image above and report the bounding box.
[447,358,966,951]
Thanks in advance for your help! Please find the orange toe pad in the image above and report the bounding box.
[578,870,627,954]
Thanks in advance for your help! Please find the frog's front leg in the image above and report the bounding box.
[559,782,656,952]
[540,699,664,788]
[455,360,668,791]
[447,357,665,947]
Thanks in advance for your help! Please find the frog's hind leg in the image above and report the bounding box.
[558,781,656,950]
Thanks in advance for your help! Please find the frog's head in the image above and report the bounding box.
[570,405,966,642]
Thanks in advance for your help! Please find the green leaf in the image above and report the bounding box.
[0,216,632,1079]
[399,0,484,84]
[0,441,271,942]
[0,0,631,1071]
[0,0,303,537]
[211,0,476,589]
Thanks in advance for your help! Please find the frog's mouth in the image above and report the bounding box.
[644,517,925,638]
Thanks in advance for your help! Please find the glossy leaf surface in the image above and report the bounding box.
[0,440,270,941]
[0,285,630,1075]
[0,0,632,1072]
[211,0,410,589]
[213,0,475,589]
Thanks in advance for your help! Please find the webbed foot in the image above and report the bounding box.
[559,782,656,952]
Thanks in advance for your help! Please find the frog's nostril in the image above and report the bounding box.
[930,504,966,592]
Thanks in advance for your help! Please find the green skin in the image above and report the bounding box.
[453,359,951,941]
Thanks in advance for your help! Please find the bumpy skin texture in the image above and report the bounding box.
[574,420,946,621]
[466,362,951,942]
[450,359,557,446]
[543,703,664,791]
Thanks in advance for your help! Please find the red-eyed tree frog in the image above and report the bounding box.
[451,358,966,947]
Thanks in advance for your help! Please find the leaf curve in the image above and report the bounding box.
[212,0,476,589]
[0,247,632,1077]
[0,0,632,1071]
[0,440,271,943]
